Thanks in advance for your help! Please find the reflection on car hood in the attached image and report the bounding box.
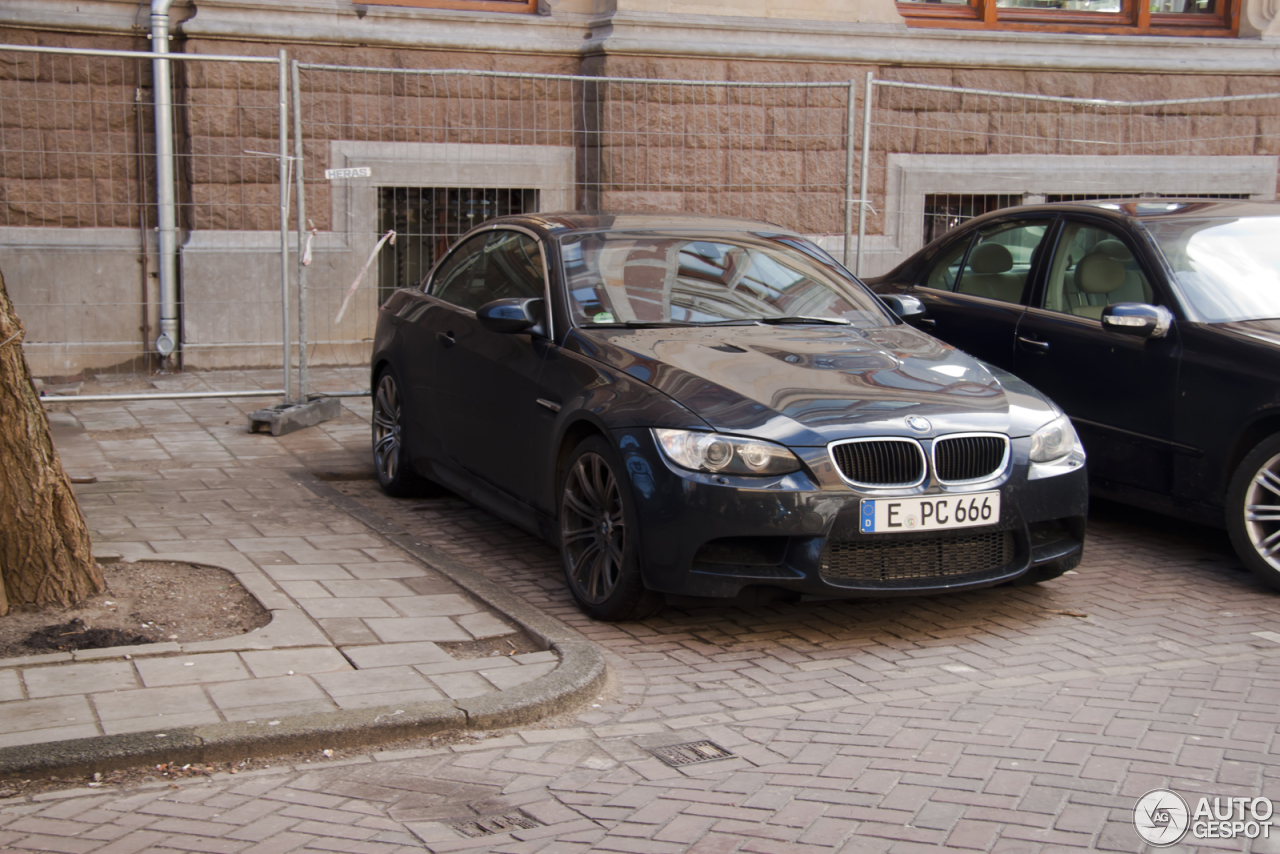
[569,324,1055,445]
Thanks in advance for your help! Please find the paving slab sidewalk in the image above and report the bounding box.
[0,369,603,777]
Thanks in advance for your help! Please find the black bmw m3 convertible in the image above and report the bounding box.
[370,213,1088,620]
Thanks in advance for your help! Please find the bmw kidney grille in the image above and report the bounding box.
[830,439,926,487]
[933,435,1009,483]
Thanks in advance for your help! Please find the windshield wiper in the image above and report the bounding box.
[756,315,851,326]
[588,319,756,328]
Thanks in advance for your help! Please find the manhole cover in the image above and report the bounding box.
[649,740,734,767]
[449,813,542,838]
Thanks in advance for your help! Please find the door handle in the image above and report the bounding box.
[917,318,937,328]
[1017,335,1049,351]
[437,331,455,347]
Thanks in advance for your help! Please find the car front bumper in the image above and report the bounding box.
[611,427,1088,600]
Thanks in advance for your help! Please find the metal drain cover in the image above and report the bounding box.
[450,813,542,838]
[649,740,734,767]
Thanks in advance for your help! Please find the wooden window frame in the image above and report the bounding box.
[360,0,537,13]
[898,0,1239,36]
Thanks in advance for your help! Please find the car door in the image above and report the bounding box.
[1012,217,1181,495]
[905,217,1056,369]
[427,227,554,505]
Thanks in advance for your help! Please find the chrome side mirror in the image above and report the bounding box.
[881,294,927,323]
[1101,303,1173,339]
[477,297,545,335]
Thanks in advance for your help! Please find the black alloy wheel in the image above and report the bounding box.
[1227,433,1280,591]
[559,436,662,621]
[371,369,425,497]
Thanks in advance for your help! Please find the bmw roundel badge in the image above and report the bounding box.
[906,416,931,433]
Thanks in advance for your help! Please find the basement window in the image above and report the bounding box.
[377,187,539,301]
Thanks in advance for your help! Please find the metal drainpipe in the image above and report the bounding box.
[151,0,179,365]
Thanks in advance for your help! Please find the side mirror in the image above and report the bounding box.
[1101,303,1173,340]
[881,294,930,327]
[477,297,545,335]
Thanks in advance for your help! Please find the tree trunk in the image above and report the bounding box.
[0,269,103,616]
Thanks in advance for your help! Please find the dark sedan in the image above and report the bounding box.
[867,200,1280,590]
[371,213,1088,620]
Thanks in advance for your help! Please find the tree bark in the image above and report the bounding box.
[0,269,103,616]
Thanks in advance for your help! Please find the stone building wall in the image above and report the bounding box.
[0,28,154,231]
[2,0,1278,378]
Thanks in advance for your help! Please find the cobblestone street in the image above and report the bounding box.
[2,393,1279,853]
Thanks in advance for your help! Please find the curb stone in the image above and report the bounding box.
[0,471,606,779]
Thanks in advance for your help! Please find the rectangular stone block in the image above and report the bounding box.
[794,191,844,236]
[341,641,453,669]
[189,136,283,185]
[684,104,768,150]
[207,674,327,709]
[135,652,249,688]
[876,68,958,112]
[726,150,804,190]
[239,647,352,678]
[766,106,845,151]
[364,617,471,644]
[0,695,94,736]
[1058,113,1126,156]
[1096,73,1226,115]
[989,112,1060,156]
[915,112,989,155]
[92,684,215,721]
[314,665,431,697]
[24,660,138,698]
[1189,115,1260,156]
[390,594,480,618]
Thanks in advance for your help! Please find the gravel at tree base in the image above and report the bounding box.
[0,560,270,660]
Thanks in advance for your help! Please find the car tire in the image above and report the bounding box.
[371,368,429,498]
[1227,433,1280,591]
[559,436,663,622]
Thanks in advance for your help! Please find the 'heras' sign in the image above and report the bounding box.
[324,167,372,180]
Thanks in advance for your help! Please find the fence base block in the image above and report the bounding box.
[248,396,342,436]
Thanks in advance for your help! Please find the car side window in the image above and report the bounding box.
[1041,223,1154,318]
[430,233,491,309]
[432,231,545,312]
[921,238,972,292]
[954,221,1051,304]
[482,230,545,303]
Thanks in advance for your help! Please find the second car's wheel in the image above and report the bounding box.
[1226,433,1280,591]
[371,368,428,498]
[559,436,663,621]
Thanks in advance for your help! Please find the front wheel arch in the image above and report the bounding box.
[557,434,663,621]
[1226,431,1280,590]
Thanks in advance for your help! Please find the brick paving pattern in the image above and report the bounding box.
[0,369,550,748]
[2,369,1279,852]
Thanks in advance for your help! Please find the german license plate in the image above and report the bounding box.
[859,492,1000,534]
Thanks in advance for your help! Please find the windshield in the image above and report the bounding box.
[1141,216,1280,323]
[559,231,893,328]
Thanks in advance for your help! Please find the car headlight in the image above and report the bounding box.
[652,428,802,476]
[1029,415,1081,463]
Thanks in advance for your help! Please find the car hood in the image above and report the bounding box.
[568,324,1057,446]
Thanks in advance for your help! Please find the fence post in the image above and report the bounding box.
[277,49,292,403]
[855,71,874,277]
[291,59,309,402]
[844,78,857,270]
